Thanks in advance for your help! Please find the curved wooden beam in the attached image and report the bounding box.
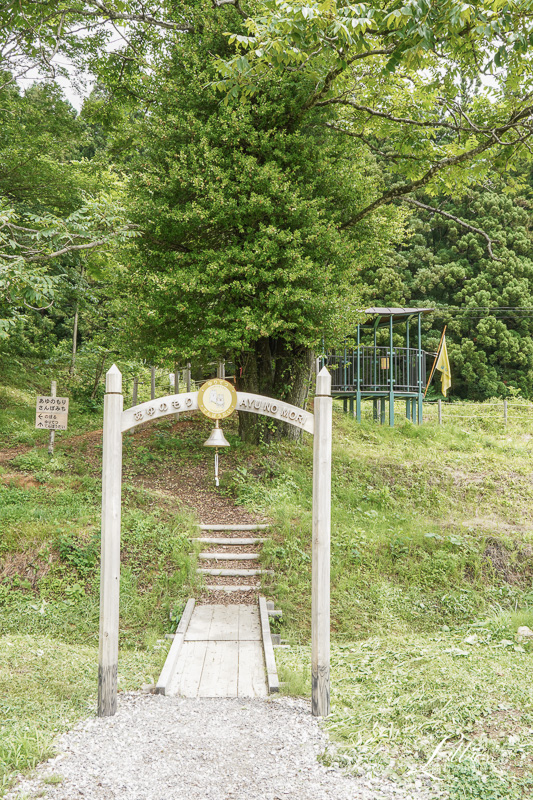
[121,391,314,434]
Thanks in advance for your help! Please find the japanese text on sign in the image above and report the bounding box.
[35,396,69,430]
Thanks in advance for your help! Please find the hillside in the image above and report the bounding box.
[1,363,533,798]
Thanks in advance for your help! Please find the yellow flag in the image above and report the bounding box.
[435,336,451,397]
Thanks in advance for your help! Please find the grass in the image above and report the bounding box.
[2,360,533,798]
[226,400,533,796]
[277,633,533,792]
[0,634,166,794]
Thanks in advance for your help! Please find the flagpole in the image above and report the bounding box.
[424,325,447,398]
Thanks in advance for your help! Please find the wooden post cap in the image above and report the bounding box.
[316,366,331,396]
[106,364,122,394]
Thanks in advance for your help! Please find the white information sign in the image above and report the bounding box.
[35,396,69,430]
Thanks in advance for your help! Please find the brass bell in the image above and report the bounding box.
[203,420,230,487]
[203,420,230,448]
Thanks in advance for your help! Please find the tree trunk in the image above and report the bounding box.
[91,354,107,400]
[69,267,84,376]
[235,338,314,443]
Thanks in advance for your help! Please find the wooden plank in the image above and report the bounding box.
[205,585,257,592]
[238,605,262,641]
[168,640,208,697]
[198,641,239,697]
[184,605,214,641]
[311,368,332,717]
[190,537,267,545]
[258,596,279,694]
[197,568,269,576]
[98,365,123,718]
[209,604,240,641]
[155,598,195,695]
[238,640,268,698]
[199,524,270,531]
[198,553,259,561]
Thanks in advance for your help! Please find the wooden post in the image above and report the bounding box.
[98,365,123,717]
[504,398,508,427]
[186,362,191,393]
[356,324,361,422]
[132,376,138,406]
[47,381,56,455]
[389,315,394,427]
[174,364,180,421]
[150,366,156,400]
[312,367,332,717]
[438,398,442,425]
[417,313,423,424]
[217,360,225,379]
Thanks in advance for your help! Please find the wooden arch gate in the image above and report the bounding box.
[98,365,332,718]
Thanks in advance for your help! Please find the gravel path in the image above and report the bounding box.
[6,693,444,800]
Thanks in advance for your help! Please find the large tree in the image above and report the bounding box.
[111,6,405,440]
[0,77,136,341]
[215,1,533,239]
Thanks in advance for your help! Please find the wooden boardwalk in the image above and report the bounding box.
[166,604,268,698]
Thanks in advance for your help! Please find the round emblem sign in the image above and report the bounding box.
[198,378,238,420]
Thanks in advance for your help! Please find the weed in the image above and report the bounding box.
[42,774,63,785]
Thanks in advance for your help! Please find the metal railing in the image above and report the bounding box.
[323,346,428,393]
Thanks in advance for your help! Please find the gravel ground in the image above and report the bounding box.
[6,693,444,800]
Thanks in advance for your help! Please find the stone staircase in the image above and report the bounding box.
[191,524,272,600]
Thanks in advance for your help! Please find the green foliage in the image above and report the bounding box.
[217,1,533,230]
[97,5,407,405]
[447,759,531,800]
[56,534,99,579]
[364,184,533,398]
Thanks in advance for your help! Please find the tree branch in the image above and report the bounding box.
[340,109,533,227]
[302,48,395,111]
[314,97,466,132]
[25,238,111,262]
[402,198,501,260]
[91,3,195,32]
[324,122,424,160]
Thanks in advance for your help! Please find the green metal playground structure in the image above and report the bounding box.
[321,307,436,426]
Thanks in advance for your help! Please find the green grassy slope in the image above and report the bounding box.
[229,404,533,798]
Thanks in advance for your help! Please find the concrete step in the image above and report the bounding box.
[199,524,270,531]
[191,537,267,545]
[198,552,259,561]
[197,568,272,577]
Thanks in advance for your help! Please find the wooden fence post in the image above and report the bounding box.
[150,366,156,400]
[312,366,332,717]
[438,398,442,425]
[174,365,180,420]
[48,380,56,455]
[98,365,123,717]
[186,362,191,393]
[504,398,508,427]
[132,376,138,406]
